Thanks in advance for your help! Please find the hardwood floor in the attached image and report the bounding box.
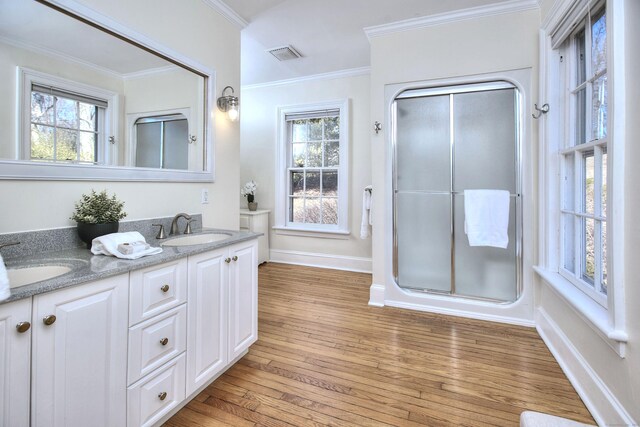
[164,263,595,426]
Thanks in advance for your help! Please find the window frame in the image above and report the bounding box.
[537,0,627,354]
[18,67,119,167]
[274,100,350,237]
[558,5,608,308]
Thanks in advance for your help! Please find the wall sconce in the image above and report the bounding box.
[217,85,239,122]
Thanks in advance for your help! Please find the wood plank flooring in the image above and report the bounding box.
[164,263,595,426]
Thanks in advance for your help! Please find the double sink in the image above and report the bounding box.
[5,231,233,289]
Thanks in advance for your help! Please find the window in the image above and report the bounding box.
[19,68,117,166]
[30,85,105,164]
[559,4,608,306]
[275,100,349,235]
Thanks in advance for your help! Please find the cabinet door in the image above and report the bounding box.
[0,298,32,427]
[31,274,128,427]
[186,248,227,396]
[228,240,258,360]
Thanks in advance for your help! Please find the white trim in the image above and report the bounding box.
[121,65,181,80]
[242,67,370,91]
[200,0,248,29]
[0,0,216,182]
[269,249,372,274]
[368,284,385,307]
[364,0,538,40]
[17,67,120,166]
[386,300,536,328]
[535,307,635,426]
[0,35,122,79]
[274,99,350,235]
[537,0,627,352]
[534,267,627,352]
[272,226,350,240]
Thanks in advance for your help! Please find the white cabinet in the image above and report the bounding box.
[186,239,258,396]
[239,209,270,264]
[228,240,259,361]
[0,298,31,427]
[185,247,228,395]
[31,274,129,427]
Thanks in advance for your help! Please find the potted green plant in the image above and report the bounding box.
[71,190,127,248]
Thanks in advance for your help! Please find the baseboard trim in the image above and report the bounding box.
[269,249,372,273]
[369,283,385,306]
[385,299,536,327]
[535,308,635,426]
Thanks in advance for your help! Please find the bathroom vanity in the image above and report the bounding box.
[0,229,258,427]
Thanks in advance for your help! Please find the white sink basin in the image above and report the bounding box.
[161,233,232,247]
[7,265,72,288]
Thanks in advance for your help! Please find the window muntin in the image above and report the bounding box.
[286,113,340,226]
[29,86,105,164]
[559,4,608,306]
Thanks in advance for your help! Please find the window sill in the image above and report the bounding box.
[272,226,350,240]
[533,266,627,356]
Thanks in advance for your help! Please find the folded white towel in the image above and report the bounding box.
[91,231,162,260]
[464,189,510,248]
[0,254,9,302]
[360,186,372,239]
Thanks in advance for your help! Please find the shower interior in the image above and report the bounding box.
[393,82,522,303]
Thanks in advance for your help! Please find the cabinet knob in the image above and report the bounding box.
[160,284,170,293]
[158,392,167,401]
[225,258,231,263]
[43,315,56,326]
[160,337,169,346]
[16,321,31,333]
[232,256,238,262]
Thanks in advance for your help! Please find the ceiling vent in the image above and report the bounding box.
[267,45,302,61]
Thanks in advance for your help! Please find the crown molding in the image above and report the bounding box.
[200,0,248,29]
[0,35,122,78]
[122,65,181,80]
[242,66,370,90]
[364,0,539,40]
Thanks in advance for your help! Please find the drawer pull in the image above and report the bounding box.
[160,284,170,293]
[232,256,238,262]
[225,258,231,264]
[43,315,56,326]
[16,321,31,333]
[160,337,169,346]
[158,392,167,401]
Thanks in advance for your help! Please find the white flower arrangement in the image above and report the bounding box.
[241,180,257,197]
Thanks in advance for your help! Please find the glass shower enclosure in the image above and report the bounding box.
[393,81,521,303]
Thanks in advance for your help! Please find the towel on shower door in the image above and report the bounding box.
[360,186,373,239]
[464,189,510,248]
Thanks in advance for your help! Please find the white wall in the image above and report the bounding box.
[0,0,241,233]
[534,0,640,424]
[368,9,540,324]
[240,74,372,269]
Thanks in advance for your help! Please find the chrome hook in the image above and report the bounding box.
[532,103,549,119]
[374,121,382,134]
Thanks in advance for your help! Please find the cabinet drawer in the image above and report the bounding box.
[130,259,187,326]
[239,215,250,230]
[128,304,187,385]
[127,353,186,427]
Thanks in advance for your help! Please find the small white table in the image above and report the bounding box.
[239,209,270,264]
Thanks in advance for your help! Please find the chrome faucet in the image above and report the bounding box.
[169,213,192,236]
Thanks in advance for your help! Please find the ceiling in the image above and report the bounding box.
[223,0,516,86]
[0,0,172,76]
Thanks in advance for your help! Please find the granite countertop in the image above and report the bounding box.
[2,228,260,304]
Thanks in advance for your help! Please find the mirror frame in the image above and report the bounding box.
[0,0,215,182]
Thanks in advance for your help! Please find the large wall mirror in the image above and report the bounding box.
[0,0,215,181]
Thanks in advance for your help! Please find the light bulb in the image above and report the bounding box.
[227,105,239,122]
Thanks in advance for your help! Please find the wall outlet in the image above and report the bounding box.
[201,189,209,204]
